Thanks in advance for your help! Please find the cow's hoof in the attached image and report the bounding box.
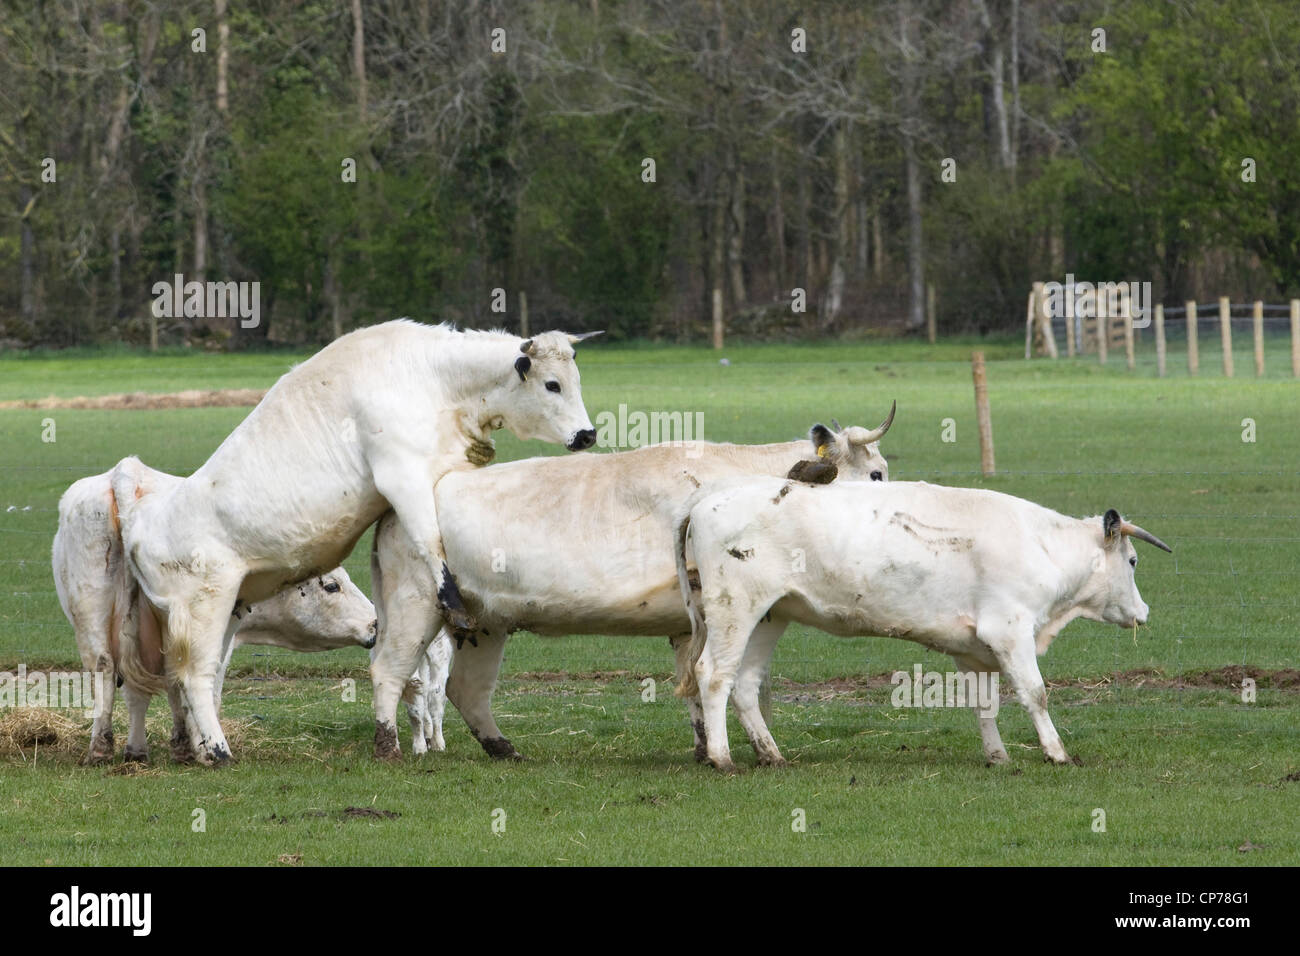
[756,755,788,768]
[482,737,524,761]
[195,742,231,767]
[985,751,1011,767]
[1043,751,1077,766]
[374,722,401,761]
[123,748,149,764]
[710,758,738,774]
[694,743,709,763]
[444,606,478,635]
[83,750,113,767]
[450,627,479,649]
[169,733,196,765]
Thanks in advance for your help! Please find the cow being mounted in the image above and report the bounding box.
[368,404,894,759]
[674,478,1171,771]
[109,320,599,764]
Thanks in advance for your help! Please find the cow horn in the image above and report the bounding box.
[1120,521,1172,553]
[567,331,605,344]
[848,400,897,446]
[519,338,535,355]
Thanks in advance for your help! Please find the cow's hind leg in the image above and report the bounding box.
[84,657,117,765]
[426,636,450,752]
[402,673,429,756]
[165,577,240,766]
[445,630,521,760]
[122,684,151,763]
[670,634,708,762]
[953,652,1007,765]
[983,624,1074,765]
[730,618,788,767]
[166,684,195,763]
[695,607,767,774]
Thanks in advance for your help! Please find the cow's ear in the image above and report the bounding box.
[1103,509,1122,541]
[809,424,835,457]
[514,355,531,381]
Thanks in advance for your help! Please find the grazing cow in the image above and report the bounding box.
[674,479,1172,771]
[53,466,376,764]
[109,320,598,764]
[370,406,894,759]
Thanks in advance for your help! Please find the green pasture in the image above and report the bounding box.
[0,338,1295,864]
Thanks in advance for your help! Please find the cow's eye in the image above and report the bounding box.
[1129,557,1137,569]
[546,381,561,393]
[322,580,341,593]
[870,471,883,482]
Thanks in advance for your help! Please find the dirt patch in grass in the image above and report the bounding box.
[0,388,266,410]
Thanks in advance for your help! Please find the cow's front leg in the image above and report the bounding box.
[670,634,707,762]
[984,626,1074,765]
[122,684,151,762]
[730,618,787,767]
[370,461,477,636]
[445,629,521,760]
[953,653,1007,765]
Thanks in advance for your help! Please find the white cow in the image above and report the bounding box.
[674,478,1172,771]
[53,466,376,764]
[370,407,894,759]
[109,320,597,763]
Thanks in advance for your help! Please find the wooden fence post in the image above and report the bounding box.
[1024,288,1035,359]
[1186,300,1199,376]
[1292,299,1300,378]
[972,351,995,477]
[711,287,724,350]
[519,290,529,339]
[1122,286,1135,371]
[926,282,936,344]
[1219,296,1234,377]
[1155,303,1166,377]
[1253,300,1265,377]
[1065,289,1075,357]
[1097,308,1108,365]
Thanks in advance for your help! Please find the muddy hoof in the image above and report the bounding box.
[169,733,196,765]
[985,751,1010,767]
[757,755,788,768]
[83,750,113,767]
[444,606,478,635]
[482,737,524,761]
[374,722,401,761]
[450,627,480,650]
[123,748,149,764]
[786,459,839,485]
[694,743,709,763]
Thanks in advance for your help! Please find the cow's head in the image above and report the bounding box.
[807,401,896,482]
[235,568,377,652]
[499,331,600,451]
[1093,509,1172,628]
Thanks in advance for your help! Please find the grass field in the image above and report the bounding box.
[0,336,1296,865]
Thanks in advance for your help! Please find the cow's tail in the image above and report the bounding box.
[107,456,172,694]
[673,501,706,700]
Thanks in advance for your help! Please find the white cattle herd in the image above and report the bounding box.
[48,318,1171,771]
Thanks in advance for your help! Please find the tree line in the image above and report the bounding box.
[1,0,1295,348]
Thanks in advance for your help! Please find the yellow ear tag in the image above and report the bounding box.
[816,444,829,459]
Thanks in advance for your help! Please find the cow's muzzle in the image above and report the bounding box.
[362,619,378,649]
[567,428,597,451]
